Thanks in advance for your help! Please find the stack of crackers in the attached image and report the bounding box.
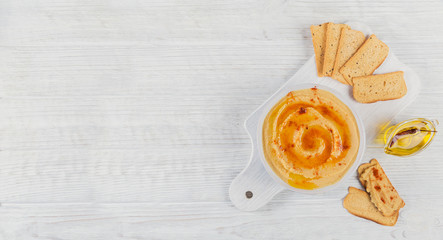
[311,23,407,103]
[343,159,405,226]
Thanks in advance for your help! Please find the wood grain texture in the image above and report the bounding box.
[0,0,443,239]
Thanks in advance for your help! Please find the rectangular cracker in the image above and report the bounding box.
[359,159,405,217]
[353,71,407,103]
[311,23,327,77]
[340,34,389,84]
[343,187,399,226]
[357,159,377,177]
[331,28,366,84]
[323,23,349,77]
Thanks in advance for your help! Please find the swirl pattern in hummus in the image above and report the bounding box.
[262,88,359,190]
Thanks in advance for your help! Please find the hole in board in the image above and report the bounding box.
[245,191,253,199]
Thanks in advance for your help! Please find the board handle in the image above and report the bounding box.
[229,152,285,211]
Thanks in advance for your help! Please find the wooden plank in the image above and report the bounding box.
[0,201,441,239]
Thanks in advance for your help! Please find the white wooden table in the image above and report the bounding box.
[0,0,442,239]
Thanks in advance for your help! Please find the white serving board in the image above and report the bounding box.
[230,21,421,211]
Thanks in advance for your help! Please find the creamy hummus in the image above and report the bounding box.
[262,88,359,189]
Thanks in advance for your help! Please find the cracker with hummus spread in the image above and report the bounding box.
[357,159,377,176]
[359,159,405,217]
[343,187,399,226]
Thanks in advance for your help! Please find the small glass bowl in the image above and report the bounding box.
[383,118,438,156]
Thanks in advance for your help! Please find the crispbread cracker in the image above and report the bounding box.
[340,34,389,83]
[357,159,377,177]
[311,23,327,77]
[331,28,366,84]
[323,23,349,77]
[353,71,407,103]
[343,187,399,226]
[359,159,405,217]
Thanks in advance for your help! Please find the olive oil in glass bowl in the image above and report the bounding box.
[383,118,438,156]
